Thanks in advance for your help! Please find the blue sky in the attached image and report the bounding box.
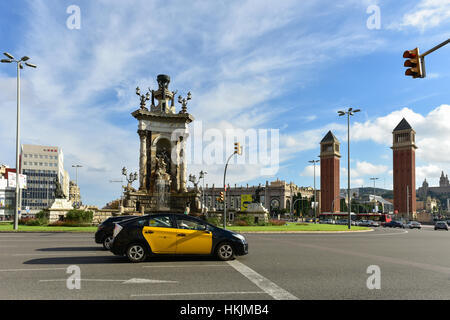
[1,0,450,207]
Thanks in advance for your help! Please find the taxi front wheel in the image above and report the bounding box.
[126,243,147,263]
[216,242,235,261]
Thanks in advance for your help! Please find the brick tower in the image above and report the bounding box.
[320,131,341,213]
[392,118,417,219]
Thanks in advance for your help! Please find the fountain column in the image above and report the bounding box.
[138,129,147,190]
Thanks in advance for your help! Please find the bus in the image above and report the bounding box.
[319,212,393,224]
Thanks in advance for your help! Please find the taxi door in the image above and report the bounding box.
[174,216,213,255]
[142,215,177,254]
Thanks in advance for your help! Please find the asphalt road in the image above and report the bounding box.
[0,226,449,300]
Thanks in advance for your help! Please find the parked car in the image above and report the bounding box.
[110,213,249,263]
[95,215,138,250]
[357,220,370,227]
[406,221,422,229]
[434,221,449,231]
[383,221,405,228]
[368,221,380,227]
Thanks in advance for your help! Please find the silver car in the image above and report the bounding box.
[406,221,421,229]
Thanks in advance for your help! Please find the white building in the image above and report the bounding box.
[20,145,70,214]
[0,165,14,220]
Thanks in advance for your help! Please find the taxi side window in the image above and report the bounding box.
[176,217,206,231]
[148,216,172,228]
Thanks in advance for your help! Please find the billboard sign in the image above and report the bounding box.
[7,173,27,189]
[241,194,252,212]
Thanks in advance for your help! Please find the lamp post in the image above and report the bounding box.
[338,107,361,229]
[370,177,379,213]
[199,171,207,213]
[72,165,82,207]
[1,52,36,230]
[188,170,207,214]
[308,159,320,223]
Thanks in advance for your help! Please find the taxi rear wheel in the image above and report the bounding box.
[216,242,235,261]
[126,243,147,263]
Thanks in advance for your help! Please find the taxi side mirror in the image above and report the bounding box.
[197,224,207,231]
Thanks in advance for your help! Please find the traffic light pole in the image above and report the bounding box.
[420,38,450,58]
[223,153,235,229]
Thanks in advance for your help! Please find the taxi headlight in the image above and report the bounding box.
[233,233,246,242]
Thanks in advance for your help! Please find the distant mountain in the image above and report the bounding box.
[340,187,393,199]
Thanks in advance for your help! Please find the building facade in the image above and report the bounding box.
[201,179,315,215]
[418,172,450,199]
[20,144,69,213]
[0,165,14,220]
[320,131,341,213]
[69,181,82,207]
[392,118,417,219]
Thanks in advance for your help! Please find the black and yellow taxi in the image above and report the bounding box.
[110,213,248,263]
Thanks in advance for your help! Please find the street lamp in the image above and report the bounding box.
[199,171,207,214]
[188,171,208,214]
[338,107,361,229]
[308,159,320,223]
[72,164,82,207]
[370,177,379,213]
[1,52,37,230]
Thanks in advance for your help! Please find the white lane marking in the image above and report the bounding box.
[364,230,409,236]
[39,278,178,284]
[9,253,100,256]
[143,264,230,268]
[0,268,66,272]
[227,260,298,300]
[131,291,265,297]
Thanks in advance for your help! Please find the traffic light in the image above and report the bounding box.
[217,192,224,203]
[234,142,242,155]
[403,48,425,78]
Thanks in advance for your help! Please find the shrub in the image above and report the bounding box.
[234,220,248,226]
[236,215,255,226]
[269,219,287,226]
[19,217,33,225]
[65,210,93,223]
[206,216,221,226]
[35,210,50,221]
[48,221,91,227]
[19,218,45,226]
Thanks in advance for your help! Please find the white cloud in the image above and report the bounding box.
[300,165,320,178]
[351,105,450,166]
[391,0,450,31]
[355,161,388,176]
